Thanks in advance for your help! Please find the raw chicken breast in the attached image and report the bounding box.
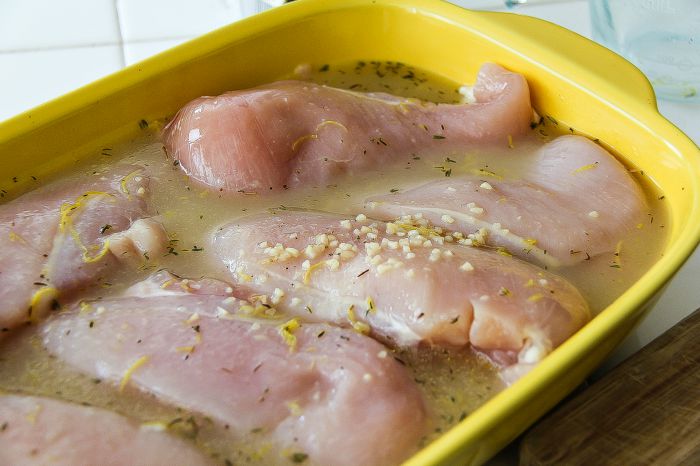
[0,394,212,466]
[366,135,648,267]
[0,166,166,333]
[213,211,591,370]
[163,63,532,192]
[42,272,427,466]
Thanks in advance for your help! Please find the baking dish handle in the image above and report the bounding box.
[477,9,658,109]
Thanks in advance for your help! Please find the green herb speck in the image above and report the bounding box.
[291,452,308,463]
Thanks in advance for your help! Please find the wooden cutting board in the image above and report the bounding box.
[520,308,700,465]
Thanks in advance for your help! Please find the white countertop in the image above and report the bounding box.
[1,0,698,369]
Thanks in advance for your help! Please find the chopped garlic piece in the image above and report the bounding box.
[215,307,233,319]
[326,259,340,271]
[141,421,167,432]
[304,244,325,259]
[271,288,285,305]
[369,254,383,265]
[365,242,381,257]
[460,261,474,272]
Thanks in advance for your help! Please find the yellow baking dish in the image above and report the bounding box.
[1,0,699,464]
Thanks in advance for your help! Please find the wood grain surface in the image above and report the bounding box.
[520,308,700,465]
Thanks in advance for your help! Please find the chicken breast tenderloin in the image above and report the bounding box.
[163,63,532,192]
[0,165,167,333]
[0,394,213,466]
[213,211,591,374]
[42,272,428,466]
[366,135,648,267]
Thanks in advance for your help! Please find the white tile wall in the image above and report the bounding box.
[0,0,698,378]
[0,0,120,51]
[0,0,597,123]
[0,46,123,115]
[0,0,246,121]
[123,38,187,65]
[116,0,242,42]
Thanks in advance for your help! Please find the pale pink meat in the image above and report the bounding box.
[366,135,648,267]
[163,63,532,192]
[0,394,213,466]
[0,166,165,334]
[212,211,591,371]
[42,272,428,466]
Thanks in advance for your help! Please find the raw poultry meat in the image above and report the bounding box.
[0,166,167,334]
[0,394,213,466]
[42,271,428,466]
[213,211,591,373]
[163,63,532,192]
[366,135,647,267]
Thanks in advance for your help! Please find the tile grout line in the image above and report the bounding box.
[113,0,126,68]
[0,36,196,55]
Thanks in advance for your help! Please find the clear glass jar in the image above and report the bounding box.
[590,0,700,102]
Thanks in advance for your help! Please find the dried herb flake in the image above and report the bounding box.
[291,452,309,463]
